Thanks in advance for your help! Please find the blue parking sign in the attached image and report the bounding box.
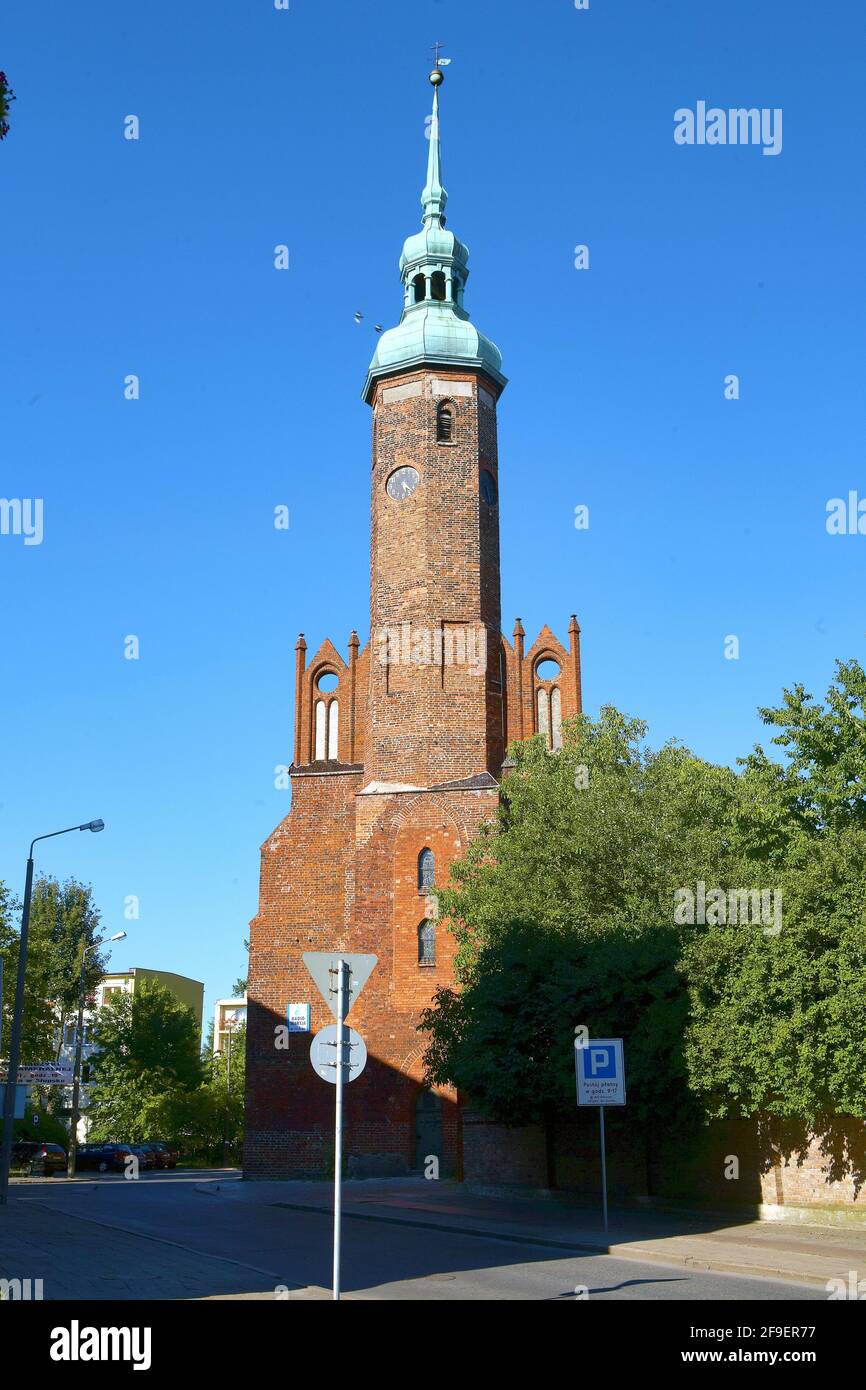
[575,1038,626,1106]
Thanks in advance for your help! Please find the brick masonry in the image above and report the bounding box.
[244,365,582,1178]
[463,1111,866,1211]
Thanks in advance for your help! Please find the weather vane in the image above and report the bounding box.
[430,42,451,85]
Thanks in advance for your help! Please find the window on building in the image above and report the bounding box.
[537,687,550,744]
[412,273,426,303]
[315,697,339,759]
[430,270,446,301]
[418,919,436,965]
[436,401,454,442]
[315,699,326,759]
[418,847,435,891]
[328,699,339,760]
[551,686,563,751]
[452,276,461,303]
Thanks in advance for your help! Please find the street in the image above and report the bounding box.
[2,1171,828,1301]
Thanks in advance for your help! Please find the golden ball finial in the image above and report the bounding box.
[429,66,444,86]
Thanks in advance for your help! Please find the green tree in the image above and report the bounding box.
[421,709,736,1155]
[421,672,866,1189]
[0,876,105,1065]
[681,661,866,1180]
[86,979,202,1141]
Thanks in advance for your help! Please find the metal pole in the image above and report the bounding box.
[333,959,348,1301]
[0,855,35,1205]
[599,1104,608,1234]
[67,944,89,1177]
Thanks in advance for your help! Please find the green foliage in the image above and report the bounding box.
[86,979,202,1141]
[13,1106,72,1148]
[682,664,866,1126]
[422,708,734,1132]
[0,876,105,1064]
[422,666,866,1151]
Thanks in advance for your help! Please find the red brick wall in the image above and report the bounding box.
[244,358,583,1180]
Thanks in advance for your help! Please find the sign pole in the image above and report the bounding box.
[332,959,348,1302]
[599,1104,608,1233]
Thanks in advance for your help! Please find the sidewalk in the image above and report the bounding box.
[196,1175,866,1290]
[0,1194,308,1300]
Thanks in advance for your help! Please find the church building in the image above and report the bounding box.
[244,62,583,1178]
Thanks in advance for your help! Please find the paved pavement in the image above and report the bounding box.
[204,1175,866,1290]
[0,1171,842,1300]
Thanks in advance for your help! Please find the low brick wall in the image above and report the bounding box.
[462,1110,866,1210]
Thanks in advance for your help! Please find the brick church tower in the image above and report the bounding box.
[244,62,582,1178]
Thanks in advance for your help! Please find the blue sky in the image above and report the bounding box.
[2,0,864,1033]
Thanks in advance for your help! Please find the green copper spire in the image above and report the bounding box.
[421,77,447,226]
[362,57,505,403]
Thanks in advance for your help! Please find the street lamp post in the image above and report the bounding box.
[67,930,125,1177]
[223,1015,237,1168]
[0,820,104,1206]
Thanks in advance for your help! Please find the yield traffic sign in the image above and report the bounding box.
[302,952,377,1020]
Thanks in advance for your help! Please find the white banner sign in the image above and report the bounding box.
[0,1063,73,1085]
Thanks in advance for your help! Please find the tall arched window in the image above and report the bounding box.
[430,270,446,301]
[550,687,562,751]
[314,700,327,760]
[418,847,435,891]
[412,273,426,303]
[314,696,339,759]
[436,401,454,443]
[418,919,436,965]
[537,687,550,744]
[328,700,339,760]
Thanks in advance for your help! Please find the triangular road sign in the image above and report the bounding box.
[302,952,378,1020]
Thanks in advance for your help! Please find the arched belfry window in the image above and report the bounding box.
[418,919,436,966]
[436,401,454,443]
[534,657,562,752]
[314,672,340,760]
[412,273,426,303]
[418,848,435,892]
[328,700,339,759]
[550,687,562,751]
[430,270,446,301]
[536,688,550,745]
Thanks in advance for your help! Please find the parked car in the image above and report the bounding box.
[75,1142,135,1174]
[129,1145,156,1171]
[11,1140,67,1177]
[137,1143,167,1169]
[145,1140,178,1169]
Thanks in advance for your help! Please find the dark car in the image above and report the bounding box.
[137,1143,168,1169]
[129,1145,156,1171]
[75,1143,135,1174]
[145,1140,178,1169]
[12,1140,67,1177]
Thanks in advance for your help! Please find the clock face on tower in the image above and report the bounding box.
[386,466,421,500]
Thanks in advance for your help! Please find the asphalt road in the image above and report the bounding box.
[9,1170,825,1301]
